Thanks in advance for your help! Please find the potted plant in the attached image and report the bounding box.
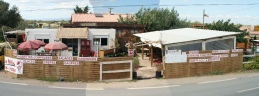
[154,61,163,78]
[132,56,140,79]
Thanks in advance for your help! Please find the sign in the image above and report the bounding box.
[189,50,199,54]
[165,50,187,63]
[5,56,23,74]
[187,53,212,57]
[128,49,134,56]
[231,54,238,57]
[64,61,79,65]
[13,50,17,57]
[232,49,243,53]
[212,50,229,53]
[212,54,229,58]
[58,56,73,60]
[17,55,52,60]
[79,23,97,26]
[189,57,220,63]
[23,60,35,64]
[43,61,56,64]
[77,57,97,61]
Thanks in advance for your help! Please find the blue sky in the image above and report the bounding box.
[3,0,259,25]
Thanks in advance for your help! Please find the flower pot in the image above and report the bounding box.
[132,72,137,79]
[155,71,162,78]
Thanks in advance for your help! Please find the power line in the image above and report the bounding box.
[21,3,259,11]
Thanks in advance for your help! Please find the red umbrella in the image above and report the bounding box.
[32,40,46,46]
[44,42,68,51]
[18,40,40,51]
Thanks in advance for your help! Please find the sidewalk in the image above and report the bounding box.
[1,70,259,89]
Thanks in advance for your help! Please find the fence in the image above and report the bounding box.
[4,48,133,81]
[164,50,243,79]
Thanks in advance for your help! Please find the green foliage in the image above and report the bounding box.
[243,57,259,70]
[118,7,191,32]
[0,1,22,28]
[206,19,249,43]
[133,57,140,66]
[206,70,225,75]
[37,77,59,82]
[74,5,89,13]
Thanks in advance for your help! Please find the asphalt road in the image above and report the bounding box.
[1,75,259,96]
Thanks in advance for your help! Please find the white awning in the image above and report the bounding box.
[134,28,240,47]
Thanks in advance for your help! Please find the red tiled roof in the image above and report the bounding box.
[71,14,130,23]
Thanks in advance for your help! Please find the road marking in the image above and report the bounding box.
[237,87,259,93]
[127,85,180,90]
[0,81,28,86]
[49,86,104,90]
[248,75,259,77]
[197,78,237,84]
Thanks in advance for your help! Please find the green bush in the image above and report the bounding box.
[243,63,259,70]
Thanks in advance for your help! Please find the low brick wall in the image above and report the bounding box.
[164,50,243,79]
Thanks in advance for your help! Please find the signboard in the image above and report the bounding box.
[5,56,24,74]
[43,61,56,64]
[58,56,73,60]
[23,60,35,64]
[77,57,97,61]
[189,50,199,54]
[13,50,17,57]
[187,53,212,57]
[189,57,220,63]
[212,54,229,58]
[232,49,243,53]
[165,50,187,63]
[17,55,52,60]
[231,54,238,57]
[64,61,79,65]
[128,49,134,56]
[212,50,229,53]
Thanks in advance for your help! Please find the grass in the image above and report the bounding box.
[205,70,225,76]
[37,77,78,82]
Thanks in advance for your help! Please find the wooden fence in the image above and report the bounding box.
[5,48,133,81]
[164,50,243,79]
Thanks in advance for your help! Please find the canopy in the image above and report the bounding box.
[18,40,40,51]
[57,28,88,38]
[134,28,240,48]
[44,42,68,51]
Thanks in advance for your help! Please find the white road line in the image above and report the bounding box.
[197,78,237,84]
[0,81,28,86]
[248,75,259,77]
[49,86,104,90]
[237,87,259,93]
[127,85,180,90]
[49,86,85,90]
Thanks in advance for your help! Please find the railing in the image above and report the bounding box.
[242,53,259,64]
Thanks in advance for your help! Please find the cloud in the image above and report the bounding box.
[4,0,94,20]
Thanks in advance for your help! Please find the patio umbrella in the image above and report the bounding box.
[44,42,68,52]
[18,40,41,51]
[31,40,46,46]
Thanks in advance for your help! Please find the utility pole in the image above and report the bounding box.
[108,8,113,15]
[203,9,205,29]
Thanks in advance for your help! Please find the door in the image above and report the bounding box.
[80,39,90,57]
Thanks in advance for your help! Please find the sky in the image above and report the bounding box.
[3,0,259,25]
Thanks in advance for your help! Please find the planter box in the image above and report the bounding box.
[99,49,115,58]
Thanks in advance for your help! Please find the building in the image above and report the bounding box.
[63,13,145,51]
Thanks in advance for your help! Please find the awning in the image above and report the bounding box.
[57,28,88,38]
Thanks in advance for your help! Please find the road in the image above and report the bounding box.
[1,75,259,96]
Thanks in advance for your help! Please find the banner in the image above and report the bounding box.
[5,56,24,74]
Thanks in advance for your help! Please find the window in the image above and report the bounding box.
[117,29,122,35]
[93,38,108,46]
[131,30,134,34]
[37,39,49,44]
[61,38,78,56]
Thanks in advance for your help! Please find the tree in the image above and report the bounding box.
[0,0,22,28]
[118,7,191,32]
[74,5,89,13]
[206,19,249,43]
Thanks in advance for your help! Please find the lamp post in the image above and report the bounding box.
[203,9,209,29]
